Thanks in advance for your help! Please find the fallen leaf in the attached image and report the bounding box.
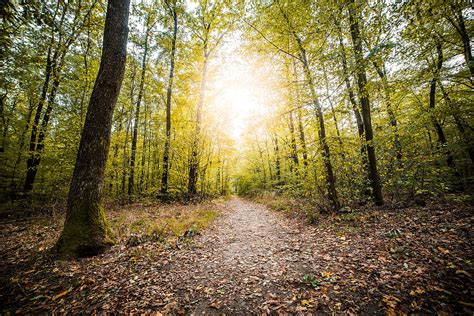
[321,271,333,278]
[437,246,449,254]
[52,288,72,301]
[455,270,472,277]
[301,299,314,307]
[383,295,401,308]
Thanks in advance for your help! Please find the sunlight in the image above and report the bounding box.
[208,53,260,142]
[207,36,278,143]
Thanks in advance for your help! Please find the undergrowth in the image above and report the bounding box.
[109,203,220,246]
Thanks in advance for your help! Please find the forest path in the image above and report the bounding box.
[163,197,315,313]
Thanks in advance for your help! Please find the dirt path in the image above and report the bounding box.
[2,197,472,314]
[164,197,314,313]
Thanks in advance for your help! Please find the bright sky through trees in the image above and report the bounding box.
[208,32,279,143]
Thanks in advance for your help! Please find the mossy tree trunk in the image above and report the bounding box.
[56,0,131,258]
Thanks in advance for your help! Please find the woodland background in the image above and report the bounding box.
[1,0,473,210]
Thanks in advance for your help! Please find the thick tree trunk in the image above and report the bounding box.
[161,7,178,195]
[348,0,383,205]
[128,19,149,197]
[56,0,130,258]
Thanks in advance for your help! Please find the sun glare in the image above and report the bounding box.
[208,40,276,143]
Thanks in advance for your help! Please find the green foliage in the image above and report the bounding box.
[302,274,319,288]
[0,0,472,208]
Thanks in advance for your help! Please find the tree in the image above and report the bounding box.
[128,8,153,198]
[187,1,236,196]
[56,0,131,258]
[161,0,179,196]
[348,0,383,205]
[23,1,98,193]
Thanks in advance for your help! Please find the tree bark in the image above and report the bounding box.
[161,5,178,195]
[56,0,130,258]
[348,0,383,205]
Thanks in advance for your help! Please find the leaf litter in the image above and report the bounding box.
[0,197,472,314]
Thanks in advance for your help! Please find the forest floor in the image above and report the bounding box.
[0,197,473,314]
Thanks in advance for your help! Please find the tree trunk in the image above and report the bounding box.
[121,117,131,196]
[273,134,281,184]
[335,18,368,172]
[438,81,474,163]
[288,111,299,168]
[23,46,53,192]
[188,45,209,195]
[296,108,308,169]
[292,62,309,171]
[429,43,455,168]
[24,68,61,192]
[11,100,34,191]
[293,31,340,211]
[128,18,150,197]
[447,6,474,78]
[111,102,126,197]
[56,0,130,258]
[161,6,178,195]
[264,138,274,182]
[23,0,88,192]
[348,0,383,205]
[373,60,402,164]
[256,138,267,187]
[139,99,148,192]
